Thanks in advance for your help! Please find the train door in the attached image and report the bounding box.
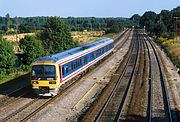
[59,64,63,83]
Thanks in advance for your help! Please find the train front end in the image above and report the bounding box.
[31,63,60,96]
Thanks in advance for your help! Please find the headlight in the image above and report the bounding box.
[32,81,39,84]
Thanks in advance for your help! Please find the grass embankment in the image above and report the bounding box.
[154,36,180,69]
[0,71,26,85]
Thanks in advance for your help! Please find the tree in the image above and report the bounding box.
[19,22,36,33]
[15,16,19,34]
[140,11,157,35]
[106,19,122,33]
[19,35,44,68]
[160,10,172,31]
[39,17,77,54]
[0,36,16,75]
[5,13,11,32]
[154,22,167,36]
[130,14,141,26]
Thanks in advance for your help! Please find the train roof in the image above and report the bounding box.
[33,38,113,64]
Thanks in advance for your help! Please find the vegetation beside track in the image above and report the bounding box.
[154,36,180,69]
[0,71,26,85]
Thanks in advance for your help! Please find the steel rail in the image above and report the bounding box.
[115,30,140,122]
[142,33,152,122]
[146,34,173,122]
[94,30,140,122]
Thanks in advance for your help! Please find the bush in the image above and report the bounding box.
[19,35,44,70]
[0,37,16,76]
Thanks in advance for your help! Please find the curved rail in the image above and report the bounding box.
[94,30,140,122]
[142,33,152,122]
[146,35,173,122]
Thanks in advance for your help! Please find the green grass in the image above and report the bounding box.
[0,71,26,85]
[103,33,116,38]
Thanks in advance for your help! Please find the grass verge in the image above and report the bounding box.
[154,36,180,69]
[0,71,26,85]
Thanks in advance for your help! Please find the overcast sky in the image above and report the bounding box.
[0,0,179,18]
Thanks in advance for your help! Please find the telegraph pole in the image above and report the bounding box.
[15,16,19,42]
[174,16,180,41]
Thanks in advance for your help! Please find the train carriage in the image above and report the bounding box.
[31,38,114,96]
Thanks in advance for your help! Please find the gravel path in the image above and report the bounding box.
[28,32,132,122]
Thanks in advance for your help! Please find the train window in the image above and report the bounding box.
[77,60,80,66]
[73,62,76,69]
[77,60,79,67]
[71,63,74,70]
[32,65,56,78]
[32,65,43,76]
[82,57,85,64]
[92,53,94,59]
[84,56,87,63]
[94,52,96,58]
[80,59,82,65]
[66,64,69,73]
[44,66,55,76]
[85,57,87,63]
[74,61,77,69]
[62,66,65,75]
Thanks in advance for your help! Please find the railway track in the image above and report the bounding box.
[0,30,131,122]
[117,30,173,121]
[0,86,32,109]
[88,30,140,122]
[144,34,172,122]
[81,29,176,122]
[1,73,89,122]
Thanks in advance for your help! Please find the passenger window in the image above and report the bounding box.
[73,62,75,69]
[66,65,69,73]
[71,63,74,70]
[62,66,65,75]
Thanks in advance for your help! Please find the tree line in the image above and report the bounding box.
[0,15,135,34]
[137,6,180,38]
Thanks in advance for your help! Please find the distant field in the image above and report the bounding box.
[3,33,35,42]
[71,31,104,44]
[3,31,105,52]
[3,31,104,43]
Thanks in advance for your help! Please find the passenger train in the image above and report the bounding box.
[31,38,114,96]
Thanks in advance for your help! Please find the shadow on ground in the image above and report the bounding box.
[0,73,37,99]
